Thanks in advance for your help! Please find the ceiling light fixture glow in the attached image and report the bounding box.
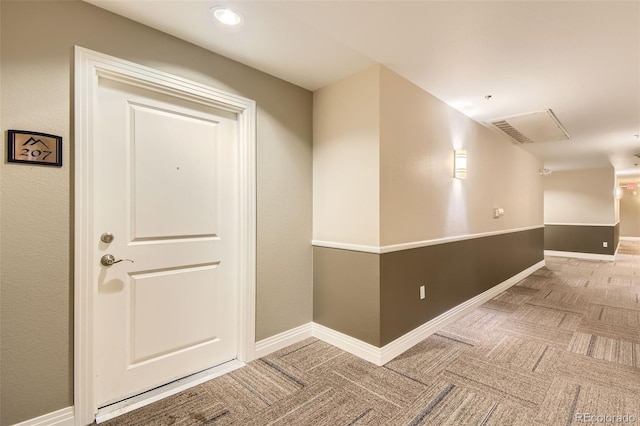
[210,7,243,26]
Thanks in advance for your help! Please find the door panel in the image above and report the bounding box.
[131,103,220,239]
[94,76,238,406]
[130,264,221,364]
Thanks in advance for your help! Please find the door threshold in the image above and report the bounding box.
[96,359,245,423]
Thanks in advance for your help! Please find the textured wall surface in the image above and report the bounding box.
[0,1,312,424]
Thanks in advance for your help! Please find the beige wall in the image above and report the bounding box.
[313,65,543,249]
[379,67,543,245]
[313,66,381,247]
[0,1,312,424]
[620,187,640,237]
[544,167,617,225]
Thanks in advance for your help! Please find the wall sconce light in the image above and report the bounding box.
[454,150,467,179]
[615,186,623,199]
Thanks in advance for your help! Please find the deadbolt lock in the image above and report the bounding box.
[100,232,115,243]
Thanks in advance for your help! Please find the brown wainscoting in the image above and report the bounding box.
[379,228,544,345]
[313,248,382,346]
[544,224,617,255]
[313,227,544,348]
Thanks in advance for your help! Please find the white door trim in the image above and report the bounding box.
[73,46,257,426]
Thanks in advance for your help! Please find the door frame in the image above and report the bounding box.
[73,46,257,425]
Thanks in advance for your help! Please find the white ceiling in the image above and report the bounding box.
[87,0,640,178]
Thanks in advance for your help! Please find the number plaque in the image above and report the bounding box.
[7,130,62,167]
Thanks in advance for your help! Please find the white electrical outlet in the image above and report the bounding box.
[419,285,426,300]
[603,242,608,248]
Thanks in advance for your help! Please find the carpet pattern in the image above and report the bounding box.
[103,241,640,425]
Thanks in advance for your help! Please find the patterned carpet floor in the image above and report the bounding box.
[104,241,640,425]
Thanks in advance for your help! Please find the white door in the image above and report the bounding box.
[93,75,239,407]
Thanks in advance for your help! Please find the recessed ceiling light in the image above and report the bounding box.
[210,6,243,26]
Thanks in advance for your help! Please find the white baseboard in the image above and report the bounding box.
[254,322,383,365]
[255,260,546,366]
[312,260,545,366]
[12,407,74,426]
[254,322,314,358]
[544,250,614,261]
[312,323,384,365]
[620,236,640,241]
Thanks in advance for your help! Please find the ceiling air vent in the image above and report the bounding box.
[488,109,570,144]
